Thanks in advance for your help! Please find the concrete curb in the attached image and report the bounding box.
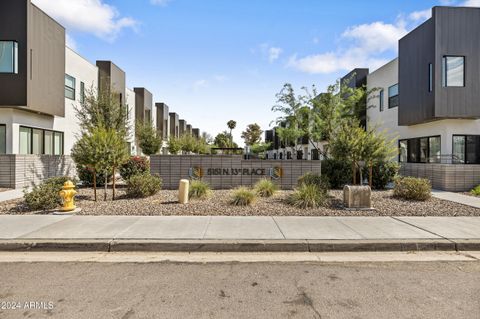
[0,239,478,252]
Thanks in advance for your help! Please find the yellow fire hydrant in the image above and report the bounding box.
[59,180,77,212]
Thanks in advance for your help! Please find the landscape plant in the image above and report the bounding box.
[471,185,480,196]
[321,158,352,189]
[363,161,400,189]
[167,135,181,154]
[75,165,111,187]
[135,120,162,155]
[393,177,431,201]
[188,180,212,200]
[227,120,237,148]
[230,187,257,206]
[297,172,330,195]
[126,174,162,198]
[253,178,278,198]
[120,156,150,181]
[23,176,76,211]
[286,184,327,209]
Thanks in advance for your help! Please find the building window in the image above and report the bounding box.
[0,41,18,74]
[388,84,398,108]
[65,74,76,100]
[80,81,85,104]
[19,126,63,155]
[442,56,464,87]
[428,63,433,92]
[379,89,384,112]
[0,124,6,154]
[453,135,480,164]
[399,140,408,163]
[400,136,441,163]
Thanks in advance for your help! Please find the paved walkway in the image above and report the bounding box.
[0,215,478,252]
[0,189,23,202]
[432,190,480,209]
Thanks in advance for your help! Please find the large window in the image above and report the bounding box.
[399,136,441,163]
[65,74,76,100]
[453,135,480,164]
[442,56,464,87]
[0,41,18,74]
[379,89,384,112]
[388,84,398,108]
[0,125,6,154]
[19,126,63,155]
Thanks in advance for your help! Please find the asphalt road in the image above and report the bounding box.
[0,260,479,319]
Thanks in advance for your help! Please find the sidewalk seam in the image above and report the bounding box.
[271,217,286,240]
[391,217,458,251]
[201,216,212,239]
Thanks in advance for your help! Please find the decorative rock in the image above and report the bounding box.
[178,179,190,204]
[343,185,372,209]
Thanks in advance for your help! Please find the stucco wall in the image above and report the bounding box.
[367,58,480,157]
[151,155,321,190]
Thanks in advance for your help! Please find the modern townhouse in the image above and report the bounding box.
[265,6,480,191]
[0,0,201,188]
[367,6,480,191]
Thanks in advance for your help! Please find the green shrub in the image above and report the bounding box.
[126,174,162,198]
[254,178,278,197]
[189,180,212,200]
[24,176,76,211]
[297,173,330,193]
[230,187,257,206]
[470,185,480,196]
[76,165,111,186]
[286,184,327,209]
[363,161,400,189]
[120,156,150,181]
[321,158,352,189]
[393,176,431,201]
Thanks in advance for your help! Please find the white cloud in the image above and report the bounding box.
[193,79,209,92]
[268,47,282,63]
[150,0,172,6]
[213,75,228,82]
[409,9,432,21]
[461,0,480,6]
[65,34,77,50]
[31,0,137,41]
[255,43,283,63]
[288,20,407,74]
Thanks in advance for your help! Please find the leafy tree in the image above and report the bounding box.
[250,142,272,158]
[136,120,162,155]
[227,120,237,147]
[179,134,197,153]
[214,131,234,149]
[71,127,129,200]
[74,87,129,137]
[241,123,263,146]
[167,135,181,154]
[201,132,214,144]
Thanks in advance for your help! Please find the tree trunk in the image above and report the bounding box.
[352,162,356,185]
[112,166,116,200]
[104,171,108,201]
[369,164,373,188]
[93,169,97,201]
[359,165,363,186]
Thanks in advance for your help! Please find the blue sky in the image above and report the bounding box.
[32,0,478,144]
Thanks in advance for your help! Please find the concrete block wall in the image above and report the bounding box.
[0,155,76,189]
[400,163,480,191]
[151,155,321,190]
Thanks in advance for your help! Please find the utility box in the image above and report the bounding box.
[343,185,372,209]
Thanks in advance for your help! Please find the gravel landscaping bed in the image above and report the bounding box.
[1,187,479,216]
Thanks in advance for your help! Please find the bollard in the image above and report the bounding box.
[178,179,190,204]
[59,180,77,212]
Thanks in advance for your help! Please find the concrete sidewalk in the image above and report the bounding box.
[432,190,480,209]
[0,215,479,252]
[0,189,23,202]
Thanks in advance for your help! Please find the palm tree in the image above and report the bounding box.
[227,120,237,148]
